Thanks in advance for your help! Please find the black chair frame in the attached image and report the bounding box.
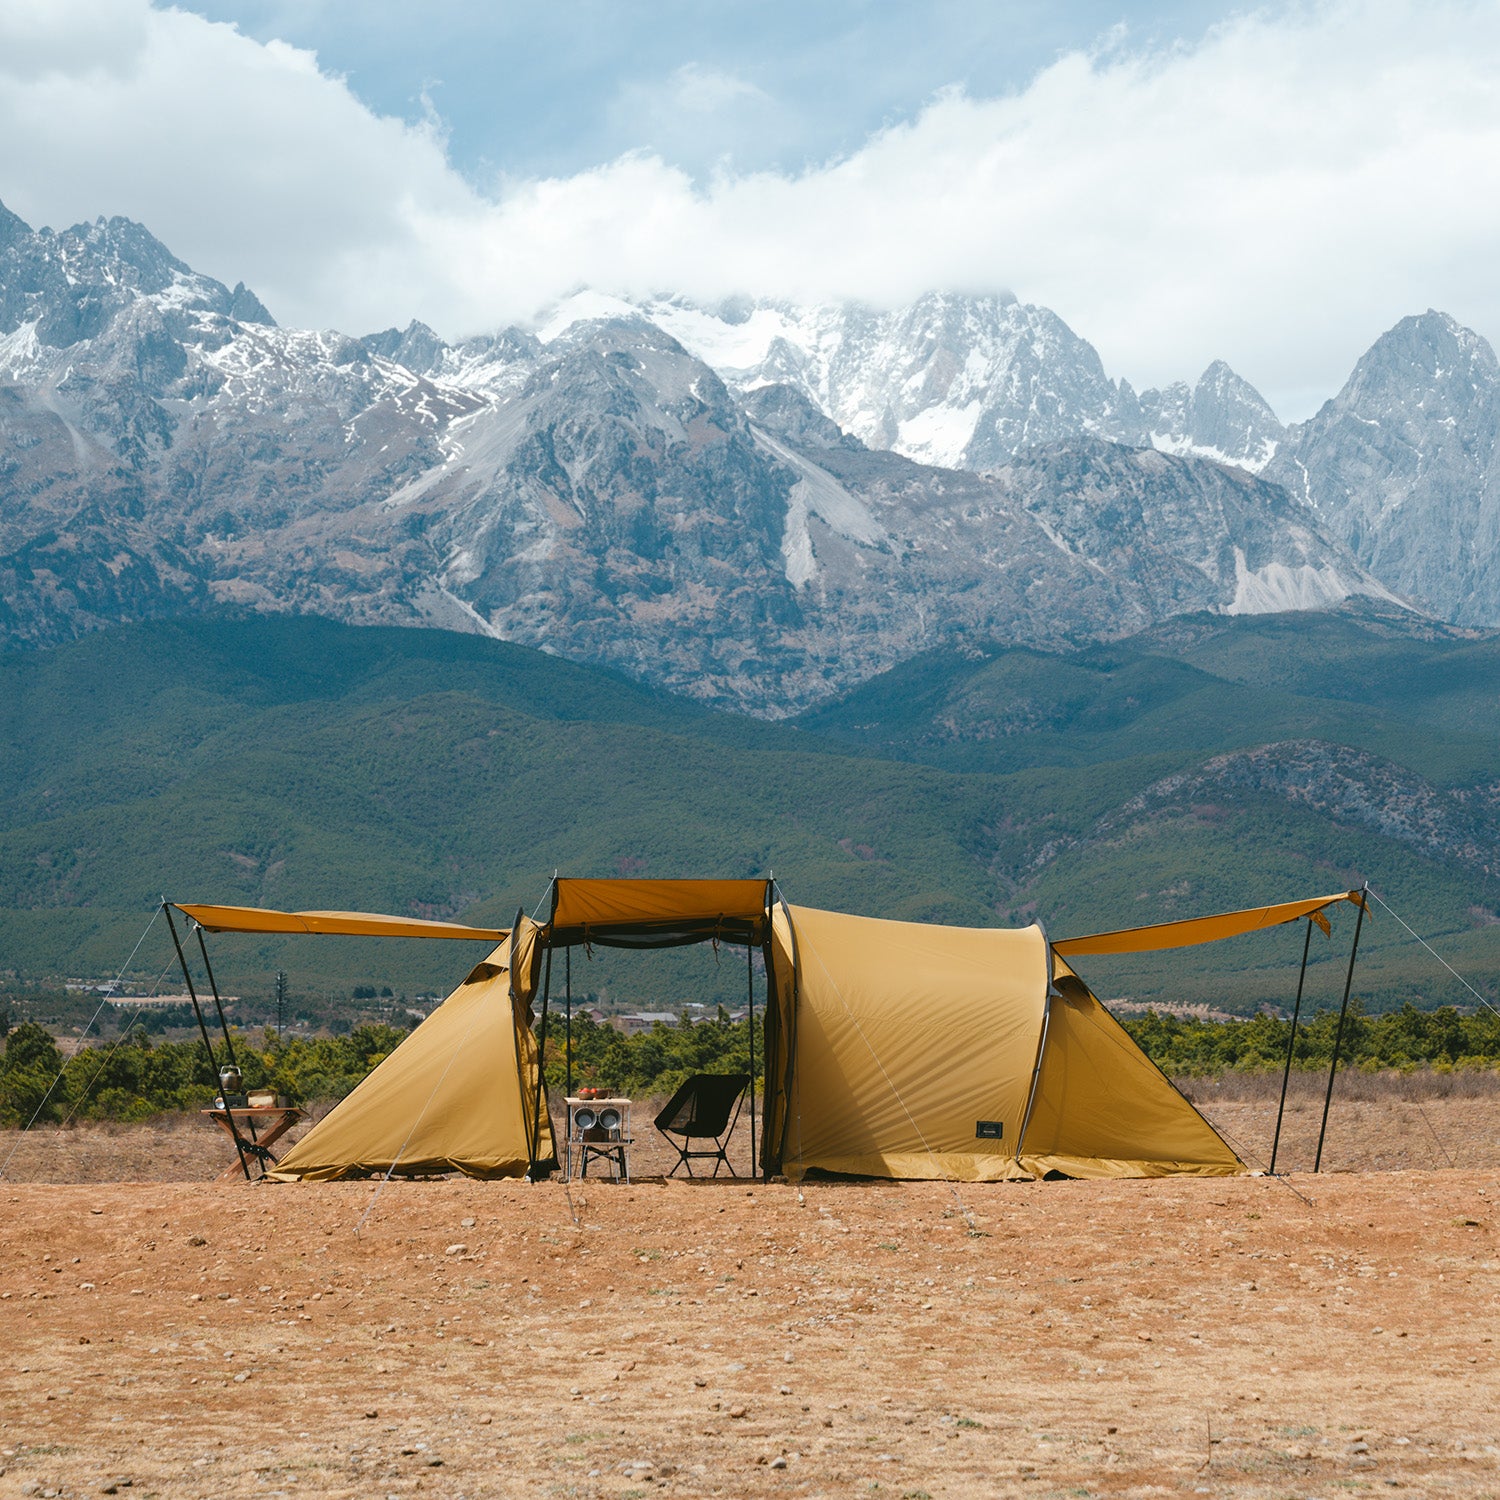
[654,1073,750,1178]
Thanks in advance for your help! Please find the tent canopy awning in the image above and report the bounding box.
[173,902,508,942]
[545,877,770,948]
[1051,890,1365,958]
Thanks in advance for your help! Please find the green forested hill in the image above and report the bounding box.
[1,606,1496,1018]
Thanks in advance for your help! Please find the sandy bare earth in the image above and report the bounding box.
[1,1152,1498,1500]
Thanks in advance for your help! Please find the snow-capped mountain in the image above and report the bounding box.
[534,290,1286,476]
[1269,311,1500,627]
[1138,360,1285,474]
[370,322,1381,709]
[0,199,1412,710]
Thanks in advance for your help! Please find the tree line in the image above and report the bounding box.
[0,1021,411,1127]
[2,1001,1497,1127]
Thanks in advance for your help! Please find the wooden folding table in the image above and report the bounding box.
[201,1105,305,1180]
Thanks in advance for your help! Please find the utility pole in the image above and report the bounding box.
[274,970,287,1037]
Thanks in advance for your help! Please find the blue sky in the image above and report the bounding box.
[183,2,1236,182]
[0,1,1497,419]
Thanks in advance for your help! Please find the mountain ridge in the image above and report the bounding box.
[8,197,1498,712]
[1,609,1494,1013]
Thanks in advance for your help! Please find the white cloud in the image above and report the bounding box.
[1,0,1498,417]
[603,61,791,178]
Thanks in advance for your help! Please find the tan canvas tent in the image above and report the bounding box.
[268,933,553,1181]
[173,883,1364,1184]
[761,904,1245,1181]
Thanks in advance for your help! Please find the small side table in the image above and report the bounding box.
[201,1105,305,1180]
[563,1097,633,1183]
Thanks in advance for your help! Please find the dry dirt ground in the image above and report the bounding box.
[1,1093,1498,1500]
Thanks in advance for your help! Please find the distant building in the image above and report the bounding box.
[106,993,237,1008]
[611,1011,682,1036]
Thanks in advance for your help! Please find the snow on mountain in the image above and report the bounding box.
[1139,360,1285,473]
[0,198,1413,710]
[533,291,1288,482]
[629,291,1146,470]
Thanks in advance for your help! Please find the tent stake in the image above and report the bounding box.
[1314,885,1368,1173]
[1269,918,1315,1175]
[162,901,251,1181]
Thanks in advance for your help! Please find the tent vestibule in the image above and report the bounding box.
[268,936,552,1181]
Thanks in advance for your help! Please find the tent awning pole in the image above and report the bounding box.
[747,933,756,1180]
[1314,882,1368,1172]
[769,885,802,1176]
[195,924,261,1152]
[565,946,573,1099]
[1269,918,1315,1175]
[163,900,251,1181]
[530,938,555,1180]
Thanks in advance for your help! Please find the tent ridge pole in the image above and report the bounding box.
[1269,918,1315,1175]
[1314,883,1368,1173]
[163,901,251,1181]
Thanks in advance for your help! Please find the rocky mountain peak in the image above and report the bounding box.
[1332,308,1498,416]
[531,316,743,432]
[61,212,193,293]
[363,318,448,373]
[0,200,272,347]
[1269,312,1500,626]
[228,281,276,327]
[741,382,863,451]
[0,198,1439,713]
[0,198,31,250]
[1140,358,1285,473]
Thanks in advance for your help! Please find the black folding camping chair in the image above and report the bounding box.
[653,1073,751,1177]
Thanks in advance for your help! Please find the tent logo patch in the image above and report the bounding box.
[975,1120,1004,1140]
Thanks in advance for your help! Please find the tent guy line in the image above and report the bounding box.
[51,951,180,1137]
[0,905,163,1180]
[1368,887,1500,1022]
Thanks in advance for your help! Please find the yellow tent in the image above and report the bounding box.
[174,883,1363,1184]
[761,904,1243,1181]
[268,929,553,1181]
